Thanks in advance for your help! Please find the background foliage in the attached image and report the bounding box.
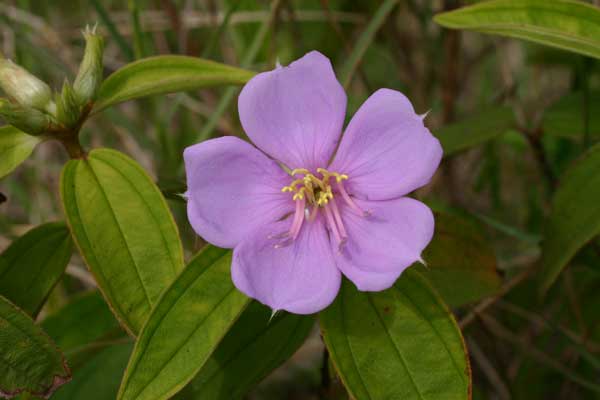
[1,0,600,399]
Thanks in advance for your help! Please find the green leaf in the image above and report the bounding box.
[52,343,133,400]
[93,56,255,112]
[178,302,314,400]
[435,106,516,156]
[320,270,471,400]
[0,222,72,317]
[543,91,600,140]
[60,148,184,335]
[417,212,501,307]
[540,142,600,293]
[117,246,249,400]
[0,295,71,398]
[434,0,600,60]
[42,291,124,366]
[0,126,41,179]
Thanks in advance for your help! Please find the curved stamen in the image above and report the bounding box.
[272,198,305,248]
[329,197,347,240]
[323,204,342,245]
[337,181,369,217]
[290,198,306,240]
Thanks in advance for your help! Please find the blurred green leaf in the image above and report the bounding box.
[117,246,249,400]
[435,106,516,156]
[338,0,399,89]
[434,0,600,60]
[197,0,280,141]
[178,302,314,400]
[60,148,184,335]
[540,142,600,293]
[543,91,600,139]
[93,56,255,112]
[41,291,124,366]
[0,126,41,179]
[320,270,471,400]
[52,342,132,400]
[0,295,70,398]
[0,222,72,317]
[417,212,501,307]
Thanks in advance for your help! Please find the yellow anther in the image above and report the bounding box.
[291,168,311,176]
[282,168,349,207]
[317,168,348,183]
[334,173,348,183]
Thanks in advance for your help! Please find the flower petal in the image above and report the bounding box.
[334,197,434,291]
[330,89,442,200]
[184,136,292,248]
[238,51,346,170]
[232,217,341,314]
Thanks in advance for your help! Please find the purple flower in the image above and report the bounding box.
[184,51,442,314]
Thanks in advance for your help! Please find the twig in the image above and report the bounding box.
[467,337,511,400]
[479,313,600,393]
[460,267,532,329]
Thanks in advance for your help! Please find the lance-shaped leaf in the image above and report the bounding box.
[434,0,600,60]
[435,106,515,157]
[416,212,501,307]
[177,302,314,400]
[0,222,72,317]
[0,295,71,398]
[540,143,600,293]
[117,246,249,400]
[60,148,184,335]
[320,270,471,400]
[0,126,41,179]
[93,56,255,112]
[52,343,133,400]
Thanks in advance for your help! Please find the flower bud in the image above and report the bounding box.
[56,80,81,128]
[73,26,105,105]
[0,99,51,136]
[0,57,53,111]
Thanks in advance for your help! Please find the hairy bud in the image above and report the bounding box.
[56,80,81,128]
[73,25,105,105]
[0,99,51,136]
[0,57,53,111]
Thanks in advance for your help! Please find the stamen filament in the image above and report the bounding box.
[337,181,369,217]
[323,204,342,244]
[329,197,347,239]
[290,199,306,240]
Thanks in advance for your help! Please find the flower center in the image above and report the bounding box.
[272,168,368,249]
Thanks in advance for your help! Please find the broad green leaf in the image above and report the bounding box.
[117,246,249,400]
[320,270,471,400]
[52,343,133,400]
[93,56,255,112]
[0,126,41,179]
[0,222,72,317]
[60,148,184,335]
[42,291,124,366]
[417,212,501,307]
[178,301,314,400]
[435,106,516,156]
[543,91,600,139]
[434,0,600,60]
[540,143,600,293]
[0,295,70,398]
